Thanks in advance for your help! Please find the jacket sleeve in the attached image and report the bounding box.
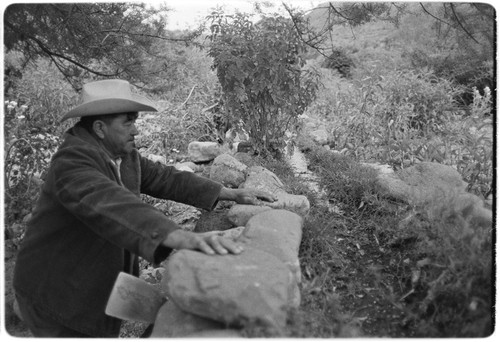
[51,146,178,264]
[139,155,223,211]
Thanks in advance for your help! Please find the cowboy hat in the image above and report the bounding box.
[61,79,158,121]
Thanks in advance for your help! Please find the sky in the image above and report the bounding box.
[159,0,324,30]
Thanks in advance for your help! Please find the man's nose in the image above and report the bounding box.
[131,123,139,136]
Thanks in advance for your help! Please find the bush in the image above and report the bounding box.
[304,67,492,197]
[321,48,355,78]
[4,58,76,228]
[208,12,319,157]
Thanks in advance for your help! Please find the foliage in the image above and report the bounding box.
[321,47,355,78]
[305,67,492,197]
[3,2,199,89]
[298,142,493,337]
[3,58,76,227]
[207,11,319,157]
[397,3,495,106]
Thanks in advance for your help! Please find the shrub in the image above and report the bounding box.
[322,48,355,78]
[4,58,76,228]
[208,11,319,158]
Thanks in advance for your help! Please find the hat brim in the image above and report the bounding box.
[61,94,158,121]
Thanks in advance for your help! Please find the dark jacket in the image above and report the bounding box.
[13,124,222,337]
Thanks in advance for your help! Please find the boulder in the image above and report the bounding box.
[194,209,235,233]
[188,142,223,163]
[243,166,285,195]
[209,153,247,188]
[162,247,294,329]
[147,154,166,164]
[239,166,310,217]
[375,162,468,206]
[240,210,303,282]
[174,161,200,173]
[151,301,225,337]
[185,329,242,337]
[310,128,329,145]
[233,152,258,167]
[372,161,491,230]
[238,210,303,306]
[227,205,273,227]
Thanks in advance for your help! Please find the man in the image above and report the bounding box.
[13,79,276,337]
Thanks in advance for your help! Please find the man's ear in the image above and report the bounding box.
[92,120,107,140]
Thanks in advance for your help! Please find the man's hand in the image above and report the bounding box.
[219,188,277,205]
[162,229,243,255]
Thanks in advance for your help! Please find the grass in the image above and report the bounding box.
[283,137,494,337]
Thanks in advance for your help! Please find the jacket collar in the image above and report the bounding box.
[65,123,120,162]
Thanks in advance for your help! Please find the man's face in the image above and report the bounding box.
[100,113,139,158]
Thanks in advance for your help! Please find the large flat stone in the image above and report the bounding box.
[227,205,272,226]
[151,301,224,337]
[239,210,303,282]
[162,247,294,329]
[237,209,303,307]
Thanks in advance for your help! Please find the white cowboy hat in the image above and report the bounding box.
[61,79,158,121]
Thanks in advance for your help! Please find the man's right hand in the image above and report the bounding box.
[162,229,243,255]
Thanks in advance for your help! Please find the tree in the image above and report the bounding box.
[3,2,200,90]
[207,11,318,158]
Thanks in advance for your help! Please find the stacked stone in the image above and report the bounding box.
[152,209,303,337]
[149,143,310,336]
[367,161,492,228]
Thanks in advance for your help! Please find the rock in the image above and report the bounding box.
[162,247,294,329]
[194,209,234,233]
[265,193,310,217]
[227,205,273,226]
[209,153,247,188]
[241,210,303,270]
[243,166,285,195]
[241,166,310,217]
[233,152,258,167]
[376,162,467,206]
[175,165,194,173]
[151,301,225,337]
[430,192,492,229]
[310,128,329,145]
[148,154,166,164]
[175,161,200,173]
[185,329,242,337]
[188,142,223,163]
[239,210,303,306]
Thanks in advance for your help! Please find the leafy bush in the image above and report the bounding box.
[305,67,492,197]
[4,58,76,228]
[208,11,319,157]
[322,48,355,78]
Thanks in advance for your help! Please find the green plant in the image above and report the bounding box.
[3,59,76,228]
[208,11,319,158]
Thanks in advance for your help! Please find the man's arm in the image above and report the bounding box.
[159,188,277,255]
